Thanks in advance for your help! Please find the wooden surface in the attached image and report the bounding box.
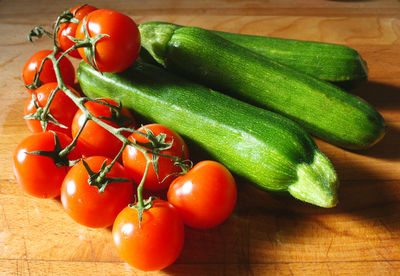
[1,0,400,275]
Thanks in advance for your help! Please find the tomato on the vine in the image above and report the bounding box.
[167,160,237,229]
[22,50,75,92]
[122,124,189,191]
[12,131,81,198]
[75,9,141,73]
[24,82,79,137]
[61,156,134,228]
[57,4,98,58]
[112,199,184,271]
[71,98,136,159]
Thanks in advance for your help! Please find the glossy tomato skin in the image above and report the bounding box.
[112,199,184,271]
[167,160,237,229]
[61,156,134,228]
[24,82,79,137]
[22,50,75,92]
[57,4,98,58]
[75,9,140,73]
[71,98,135,159]
[122,124,189,191]
[12,131,81,198]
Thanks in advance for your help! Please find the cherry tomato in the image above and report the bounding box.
[112,199,184,271]
[122,124,189,191]
[24,82,79,137]
[61,156,134,228]
[57,4,98,58]
[12,131,81,198]
[22,50,75,92]
[167,160,237,229]
[75,9,140,73]
[71,98,135,159]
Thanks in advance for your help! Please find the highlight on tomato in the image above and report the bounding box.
[12,131,82,198]
[122,124,189,191]
[61,156,134,228]
[24,82,80,137]
[112,199,184,271]
[167,160,237,229]
[57,4,98,58]
[22,50,75,92]
[75,9,141,73]
[71,98,136,159]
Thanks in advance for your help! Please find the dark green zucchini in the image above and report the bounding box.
[139,21,368,83]
[138,22,385,150]
[77,60,339,208]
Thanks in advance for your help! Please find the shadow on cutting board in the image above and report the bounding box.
[348,81,400,161]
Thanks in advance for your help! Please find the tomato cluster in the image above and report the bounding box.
[13,4,237,272]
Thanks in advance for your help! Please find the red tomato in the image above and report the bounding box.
[57,4,98,58]
[122,124,189,191]
[71,98,136,159]
[22,50,75,92]
[12,131,81,198]
[112,199,184,271]
[75,9,140,73]
[61,156,134,228]
[167,160,237,229]
[24,82,79,137]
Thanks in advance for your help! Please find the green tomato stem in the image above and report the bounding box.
[95,141,127,183]
[136,157,152,209]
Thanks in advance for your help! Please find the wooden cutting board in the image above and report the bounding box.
[1,0,399,275]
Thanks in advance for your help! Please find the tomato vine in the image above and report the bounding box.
[16,4,237,271]
[25,6,190,219]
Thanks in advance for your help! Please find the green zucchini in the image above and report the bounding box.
[138,22,385,150]
[139,21,368,83]
[77,60,338,208]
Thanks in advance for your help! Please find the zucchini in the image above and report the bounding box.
[139,21,368,83]
[138,22,385,150]
[77,60,338,208]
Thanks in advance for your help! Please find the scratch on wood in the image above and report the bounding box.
[0,54,20,68]
[326,237,334,258]
[378,218,393,237]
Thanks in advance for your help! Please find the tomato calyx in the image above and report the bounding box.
[69,16,109,71]
[26,131,79,168]
[57,8,80,25]
[91,99,135,128]
[138,126,174,179]
[24,91,68,131]
[172,157,193,175]
[158,153,193,184]
[129,196,157,227]
[28,26,52,43]
[81,157,130,193]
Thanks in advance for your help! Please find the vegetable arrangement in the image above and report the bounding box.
[11,3,384,272]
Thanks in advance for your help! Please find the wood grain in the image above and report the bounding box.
[1,0,400,275]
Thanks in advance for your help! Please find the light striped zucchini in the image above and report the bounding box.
[138,22,385,150]
[77,60,339,208]
[139,21,368,83]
